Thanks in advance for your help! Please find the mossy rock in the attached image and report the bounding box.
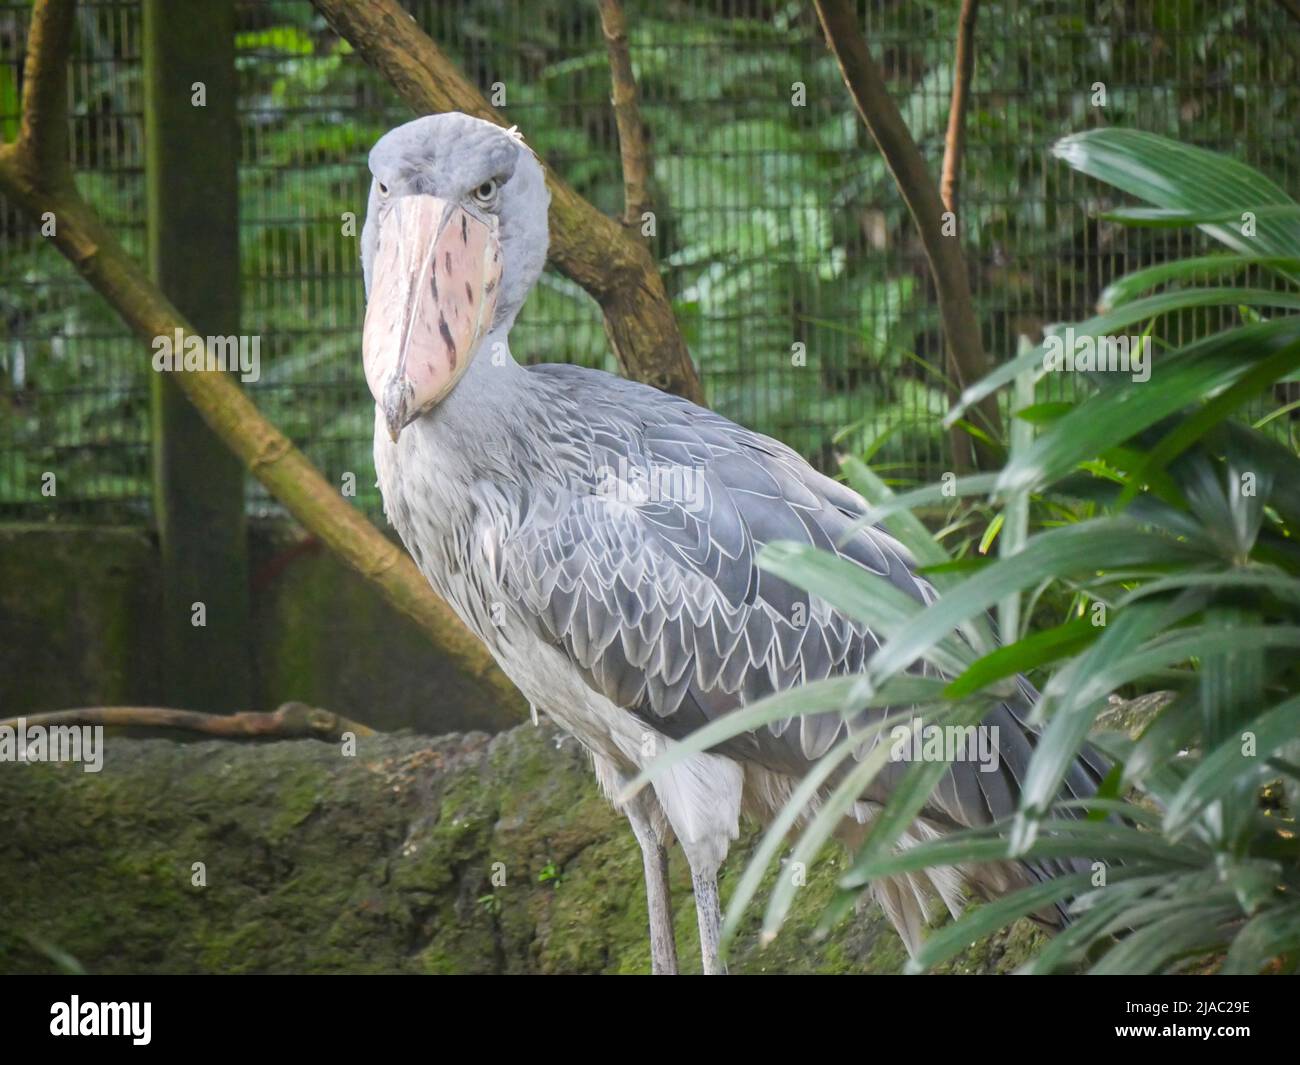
[0,723,1042,974]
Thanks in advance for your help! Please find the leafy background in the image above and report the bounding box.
[714,132,1300,972]
[1,0,1298,521]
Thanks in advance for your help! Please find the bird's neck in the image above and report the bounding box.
[435,325,531,421]
[387,326,551,493]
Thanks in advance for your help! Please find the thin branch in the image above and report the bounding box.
[0,702,375,742]
[1094,691,1175,737]
[813,0,1000,470]
[310,0,702,403]
[940,0,979,219]
[0,0,522,716]
[596,0,653,229]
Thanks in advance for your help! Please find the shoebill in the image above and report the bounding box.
[360,112,1102,974]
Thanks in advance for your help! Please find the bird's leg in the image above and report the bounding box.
[624,793,678,975]
[690,865,727,975]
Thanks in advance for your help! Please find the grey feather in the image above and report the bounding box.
[490,364,1107,825]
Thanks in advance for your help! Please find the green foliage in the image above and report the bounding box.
[644,131,1300,974]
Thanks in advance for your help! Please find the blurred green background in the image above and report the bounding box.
[2,0,1298,522]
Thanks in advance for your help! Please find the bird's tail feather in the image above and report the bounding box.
[839,677,1110,956]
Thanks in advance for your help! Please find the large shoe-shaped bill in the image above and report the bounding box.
[363,195,503,441]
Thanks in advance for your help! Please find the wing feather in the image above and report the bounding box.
[493,364,1104,829]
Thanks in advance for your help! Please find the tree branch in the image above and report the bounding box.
[0,702,375,742]
[813,0,1000,471]
[596,0,653,229]
[940,0,979,219]
[310,0,702,403]
[0,0,521,717]
[11,0,75,184]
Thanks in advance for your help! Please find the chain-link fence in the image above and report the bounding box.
[3,0,1298,522]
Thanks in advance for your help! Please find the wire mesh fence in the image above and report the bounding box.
[2,0,1298,523]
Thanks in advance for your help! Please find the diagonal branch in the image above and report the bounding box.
[310,0,702,403]
[596,0,653,229]
[13,0,75,183]
[813,0,1000,471]
[0,0,521,716]
[940,0,979,219]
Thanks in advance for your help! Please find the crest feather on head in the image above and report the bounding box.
[502,124,539,160]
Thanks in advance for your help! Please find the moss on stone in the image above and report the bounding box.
[0,523,162,712]
[0,723,1039,974]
